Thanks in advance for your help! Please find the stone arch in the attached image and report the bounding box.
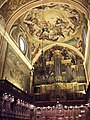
[32,42,84,65]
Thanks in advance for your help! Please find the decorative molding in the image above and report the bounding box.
[0,0,8,8]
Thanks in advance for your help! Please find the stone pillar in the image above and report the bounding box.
[84,21,90,85]
[30,70,33,94]
[0,36,8,79]
[0,14,8,79]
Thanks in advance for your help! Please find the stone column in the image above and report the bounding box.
[0,36,8,79]
[84,21,90,85]
[30,70,33,94]
[0,14,8,79]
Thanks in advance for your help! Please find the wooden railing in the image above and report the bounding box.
[0,79,33,103]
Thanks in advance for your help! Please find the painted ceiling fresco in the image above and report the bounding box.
[24,3,81,42]
[0,0,88,23]
[22,3,87,61]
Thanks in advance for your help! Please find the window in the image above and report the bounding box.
[19,36,26,54]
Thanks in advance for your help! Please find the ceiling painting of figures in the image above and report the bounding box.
[24,3,82,42]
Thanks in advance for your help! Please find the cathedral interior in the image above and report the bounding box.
[0,0,90,119]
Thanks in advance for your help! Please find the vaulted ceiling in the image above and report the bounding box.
[0,0,89,63]
[0,0,90,95]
